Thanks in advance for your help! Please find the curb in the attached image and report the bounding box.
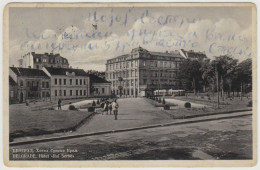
[10,113,252,147]
[163,108,252,119]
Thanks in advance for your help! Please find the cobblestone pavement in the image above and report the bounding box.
[10,115,252,160]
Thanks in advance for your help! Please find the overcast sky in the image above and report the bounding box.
[9,6,253,71]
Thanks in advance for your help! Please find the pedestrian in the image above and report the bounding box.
[108,102,112,115]
[105,100,109,115]
[103,100,108,115]
[112,99,119,120]
[58,99,62,110]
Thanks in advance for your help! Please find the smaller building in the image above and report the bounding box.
[43,67,90,100]
[9,76,18,104]
[9,67,51,103]
[88,74,111,97]
[179,49,207,60]
[18,52,69,69]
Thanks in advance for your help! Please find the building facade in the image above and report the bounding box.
[179,49,207,60]
[88,74,111,97]
[42,67,90,100]
[9,67,51,103]
[18,52,69,69]
[9,76,18,104]
[105,47,186,97]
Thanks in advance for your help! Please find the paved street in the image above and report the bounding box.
[76,98,173,133]
[10,115,252,160]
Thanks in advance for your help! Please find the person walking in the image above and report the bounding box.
[58,99,62,110]
[112,99,119,120]
[103,100,109,115]
[105,101,109,115]
[108,102,112,115]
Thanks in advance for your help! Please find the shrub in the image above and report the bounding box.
[184,102,191,108]
[92,100,96,106]
[88,107,95,112]
[97,99,100,105]
[68,105,77,110]
[162,98,166,104]
[158,98,161,103]
[247,100,252,107]
[164,104,170,110]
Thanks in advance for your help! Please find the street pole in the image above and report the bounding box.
[215,65,220,108]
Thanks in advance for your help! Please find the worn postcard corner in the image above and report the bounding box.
[2,2,257,167]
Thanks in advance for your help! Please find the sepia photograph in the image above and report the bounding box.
[2,2,257,167]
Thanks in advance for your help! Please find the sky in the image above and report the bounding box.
[9,6,253,71]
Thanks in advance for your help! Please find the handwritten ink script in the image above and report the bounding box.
[19,9,252,58]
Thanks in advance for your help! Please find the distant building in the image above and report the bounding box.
[42,67,90,100]
[9,67,51,103]
[105,46,186,97]
[18,52,69,69]
[9,76,18,104]
[88,74,111,97]
[179,49,207,60]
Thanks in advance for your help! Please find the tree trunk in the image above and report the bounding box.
[193,77,196,95]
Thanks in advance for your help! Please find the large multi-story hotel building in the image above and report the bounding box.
[105,47,187,97]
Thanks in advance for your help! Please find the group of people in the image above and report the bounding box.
[103,99,119,120]
[57,98,119,120]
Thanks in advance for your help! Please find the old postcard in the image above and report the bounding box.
[3,2,257,167]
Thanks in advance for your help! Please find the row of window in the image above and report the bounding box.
[106,60,180,71]
[106,70,177,80]
[106,70,138,79]
[35,58,67,64]
[94,88,105,94]
[54,78,87,86]
[112,79,138,87]
[107,60,139,71]
[19,80,50,88]
[55,89,87,96]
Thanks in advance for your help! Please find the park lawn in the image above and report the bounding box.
[163,98,252,119]
[9,104,91,138]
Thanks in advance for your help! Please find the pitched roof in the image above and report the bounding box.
[31,52,68,62]
[149,51,183,58]
[10,67,49,78]
[180,49,207,59]
[44,67,88,76]
[9,76,17,86]
[88,74,111,84]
